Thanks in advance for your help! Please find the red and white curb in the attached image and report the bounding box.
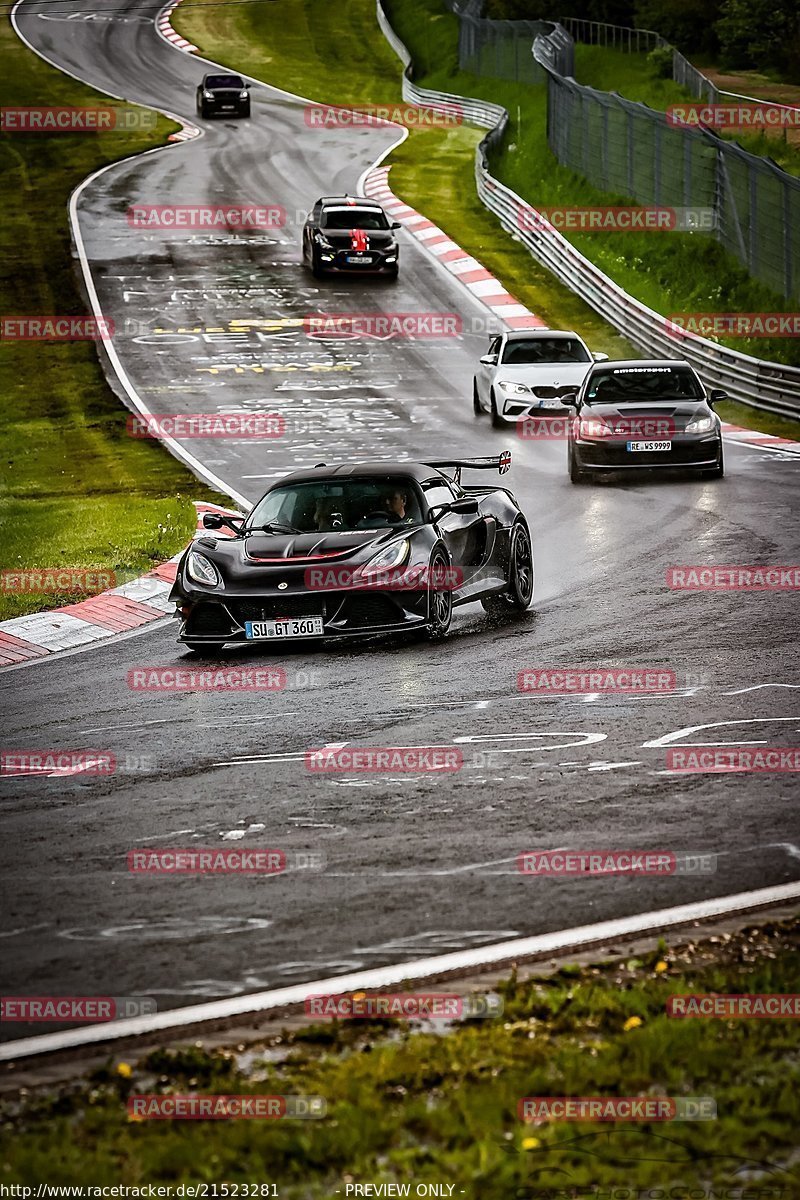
[156,0,197,54]
[365,166,800,453]
[365,165,546,332]
[0,503,241,668]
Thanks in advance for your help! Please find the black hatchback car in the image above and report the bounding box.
[564,360,726,482]
[196,73,250,119]
[302,196,400,278]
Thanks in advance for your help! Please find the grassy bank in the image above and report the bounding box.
[0,19,222,622]
[575,46,800,177]
[2,917,798,1192]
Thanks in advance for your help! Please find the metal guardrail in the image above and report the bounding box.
[374,0,800,419]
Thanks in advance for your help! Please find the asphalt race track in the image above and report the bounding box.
[2,0,800,1041]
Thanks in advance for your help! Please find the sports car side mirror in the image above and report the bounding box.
[592,351,609,362]
[479,354,497,366]
[391,221,401,229]
[203,512,243,534]
[708,389,728,405]
[429,497,479,521]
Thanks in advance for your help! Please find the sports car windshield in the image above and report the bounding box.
[585,366,704,402]
[501,338,590,365]
[246,477,423,533]
[321,209,389,230]
[205,75,244,89]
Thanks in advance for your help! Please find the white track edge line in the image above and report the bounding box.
[3,880,798,1060]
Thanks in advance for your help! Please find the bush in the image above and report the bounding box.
[635,0,722,56]
[646,44,674,77]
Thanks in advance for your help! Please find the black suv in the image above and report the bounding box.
[302,196,400,278]
[196,74,250,119]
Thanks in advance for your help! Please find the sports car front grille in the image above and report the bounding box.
[338,594,404,628]
[231,598,326,624]
[187,604,234,635]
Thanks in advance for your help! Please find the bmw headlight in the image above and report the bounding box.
[363,539,410,573]
[685,414,715,433]
[186,551,221,588]
[498,381,531,395]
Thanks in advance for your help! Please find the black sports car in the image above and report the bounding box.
[196,73,250,119]
[564,359,726,483]
[302,196,400,278]
[169,455,533,651]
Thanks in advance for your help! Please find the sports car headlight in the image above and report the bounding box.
[186,551,221,588]
[363,539,410,573]
[203,90,214,99]
[685,414,715,433]
[498,381,531,394]
[239,90,249,99]
[315,232,332,247]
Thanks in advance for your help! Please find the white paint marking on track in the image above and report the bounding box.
[643,716,800,748]
[3,881,799,1060]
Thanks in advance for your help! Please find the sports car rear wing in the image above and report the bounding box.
[425,450,511,485]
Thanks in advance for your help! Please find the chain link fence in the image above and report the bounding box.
[438,3,799,302]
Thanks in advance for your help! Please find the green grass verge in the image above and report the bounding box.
[0,18,225,622]
[2,918,798,1192]
[173,0,798,438]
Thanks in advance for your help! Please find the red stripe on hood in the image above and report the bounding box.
[350,228,369,252]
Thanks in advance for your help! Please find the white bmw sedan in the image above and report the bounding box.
[473,329,608,426]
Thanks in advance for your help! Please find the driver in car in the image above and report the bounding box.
[383,488,412,524]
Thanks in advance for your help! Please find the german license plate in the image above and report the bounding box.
[627,440,671,452]
[245,616,324,639]
[346,254,371,264]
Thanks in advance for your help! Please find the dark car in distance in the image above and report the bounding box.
[169,454,533,651]
[196,73,250,119]
[564,360,726,483]
[302,196,400,278]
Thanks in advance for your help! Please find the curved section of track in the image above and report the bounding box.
[2,0,799,1047]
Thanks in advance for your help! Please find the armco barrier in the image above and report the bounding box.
[375,0,800,419]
